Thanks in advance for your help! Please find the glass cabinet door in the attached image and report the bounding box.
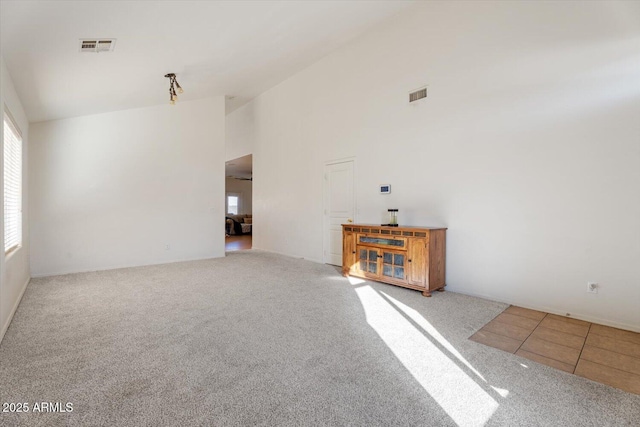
[358,248,379,275]
[356,247,407,281]
[381,250,406,281]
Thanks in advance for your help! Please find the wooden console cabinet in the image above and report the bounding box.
[342,224,446,297]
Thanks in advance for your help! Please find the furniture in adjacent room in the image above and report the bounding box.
[342,224,447,297]
[226,214,252,235]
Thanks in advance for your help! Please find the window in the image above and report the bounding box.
[4,110,22,254]
[227,195,239,215]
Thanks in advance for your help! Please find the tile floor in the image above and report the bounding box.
[470,306,640,395]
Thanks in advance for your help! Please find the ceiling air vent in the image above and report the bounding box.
[409,87,427,103]
[79,39,116,53]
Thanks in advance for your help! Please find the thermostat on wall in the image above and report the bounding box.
[380,185,391,194]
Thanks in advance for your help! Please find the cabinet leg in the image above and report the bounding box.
[422,290,432,297]
[437,287,445,292]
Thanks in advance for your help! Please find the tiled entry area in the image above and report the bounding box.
[470,306,640,395]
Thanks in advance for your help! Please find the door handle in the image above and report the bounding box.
[408,259,412,263]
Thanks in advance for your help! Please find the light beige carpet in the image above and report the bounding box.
[1,250,639,426]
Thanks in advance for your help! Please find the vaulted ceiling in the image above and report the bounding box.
[226,155,252,180]
[1,0,413,122]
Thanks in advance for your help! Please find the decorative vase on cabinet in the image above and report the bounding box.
[342,224,446,297]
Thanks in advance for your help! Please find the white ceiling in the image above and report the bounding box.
[226,154,252,180]
[0,0,413,123]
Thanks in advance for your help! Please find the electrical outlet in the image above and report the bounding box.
[587,282,598,294]
[165,244,170,251]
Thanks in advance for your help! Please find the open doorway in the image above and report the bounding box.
[225,154,252,251]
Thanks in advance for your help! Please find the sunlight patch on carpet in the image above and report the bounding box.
[355,285,499,427]
[380,291,489,383]
[347,276,366,285]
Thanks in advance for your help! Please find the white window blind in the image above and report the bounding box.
[4,110,22,254]
[227,195,239,215]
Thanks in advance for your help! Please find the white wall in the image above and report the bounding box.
[225,178,252,215]
[0,57,30,342]
[30,97,226,276]
[234,1,640,330]
[225,101,254,161]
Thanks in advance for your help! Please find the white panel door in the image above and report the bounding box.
[323,160,355,265]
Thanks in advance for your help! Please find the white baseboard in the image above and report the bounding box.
[249,246,324,265]
[30,254,226,278]
[32,249,325,279]
[0,276,31,344]
[450,287,640,333]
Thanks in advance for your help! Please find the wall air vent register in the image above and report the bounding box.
[409,87,427,103]
[79,39,116,53]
